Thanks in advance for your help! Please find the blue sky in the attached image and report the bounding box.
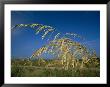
[11,11,100,58]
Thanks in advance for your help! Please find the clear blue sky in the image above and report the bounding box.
[11,11,100,58]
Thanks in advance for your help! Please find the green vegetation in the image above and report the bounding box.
[11,58,100,77]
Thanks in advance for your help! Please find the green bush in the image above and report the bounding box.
[11,66,26,77]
